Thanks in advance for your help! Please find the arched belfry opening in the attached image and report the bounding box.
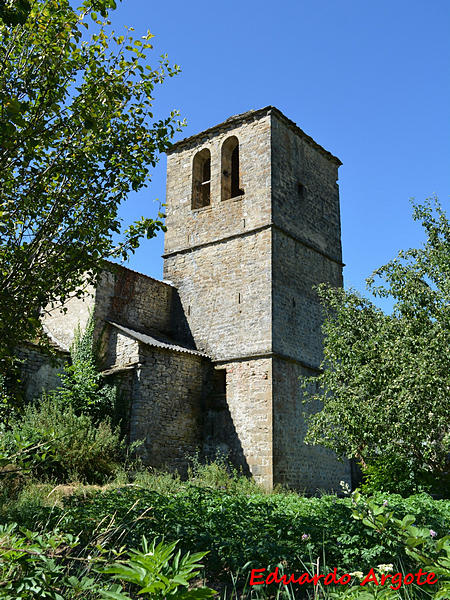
[221,136,244,201]
[192,148,211,209]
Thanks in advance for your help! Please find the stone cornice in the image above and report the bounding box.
[162,222,344,267]
[213,351,322,373]
[167,106,342,166]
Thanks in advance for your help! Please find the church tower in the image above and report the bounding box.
[163,107,350,491]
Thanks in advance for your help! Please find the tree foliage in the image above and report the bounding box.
[0,0,183,369]
[302,199,450,491]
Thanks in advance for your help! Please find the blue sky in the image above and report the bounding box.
[109,0,450,309]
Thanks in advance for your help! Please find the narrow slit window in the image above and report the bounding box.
[192,148,211,209]
[298,182,306,201]
[221,136,244,200]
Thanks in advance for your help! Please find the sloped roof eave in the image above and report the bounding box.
[107,321,210,359]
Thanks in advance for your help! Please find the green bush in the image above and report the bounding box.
[361,455,449,498]
[0,522,114,599]
[347,491,450,600]
[0,523,215,600]
[361,456,429,496]
[5,394,124,484]
[100,537,215,599]
[57,315,118,425]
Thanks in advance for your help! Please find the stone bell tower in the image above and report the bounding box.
[163,107,350,491]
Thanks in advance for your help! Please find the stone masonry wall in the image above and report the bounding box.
[41,283,96,350]
[164,113,272,256]
[271,112,342,263]
[41,267,175,352]
[102,327,140,369]
[163,113,274,360]
[18,344,67,402]
[270,113,348,491]
[272,357,350,492]
[94,266,175,338]
[129,345,207,474]
[272,228,343,367]
[220,358,273,488]
[271,112,343,365]
[163,230,272,360]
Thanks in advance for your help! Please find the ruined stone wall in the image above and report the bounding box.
[18,345,67,402]
[129,346,207,474]
[272,357,350,492]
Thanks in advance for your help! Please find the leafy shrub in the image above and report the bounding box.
[57,315,117,425]
[361,455,449,498]
[348,491,450,600]
[0,522,115,599]
[302,200,450,494]
[0,521,214,600]
[361,456,430,496]
[27,487,444,585]
[5,394,124,483]
[100,537,215,599]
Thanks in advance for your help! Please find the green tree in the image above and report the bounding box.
[302,198,450,493]
[0,0,183,372]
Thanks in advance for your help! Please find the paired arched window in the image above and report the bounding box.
[191,148,211,209]
[191,138,244,209]
[221,136,243,201]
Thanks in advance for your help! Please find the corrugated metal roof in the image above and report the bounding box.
[107,321,209,358]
